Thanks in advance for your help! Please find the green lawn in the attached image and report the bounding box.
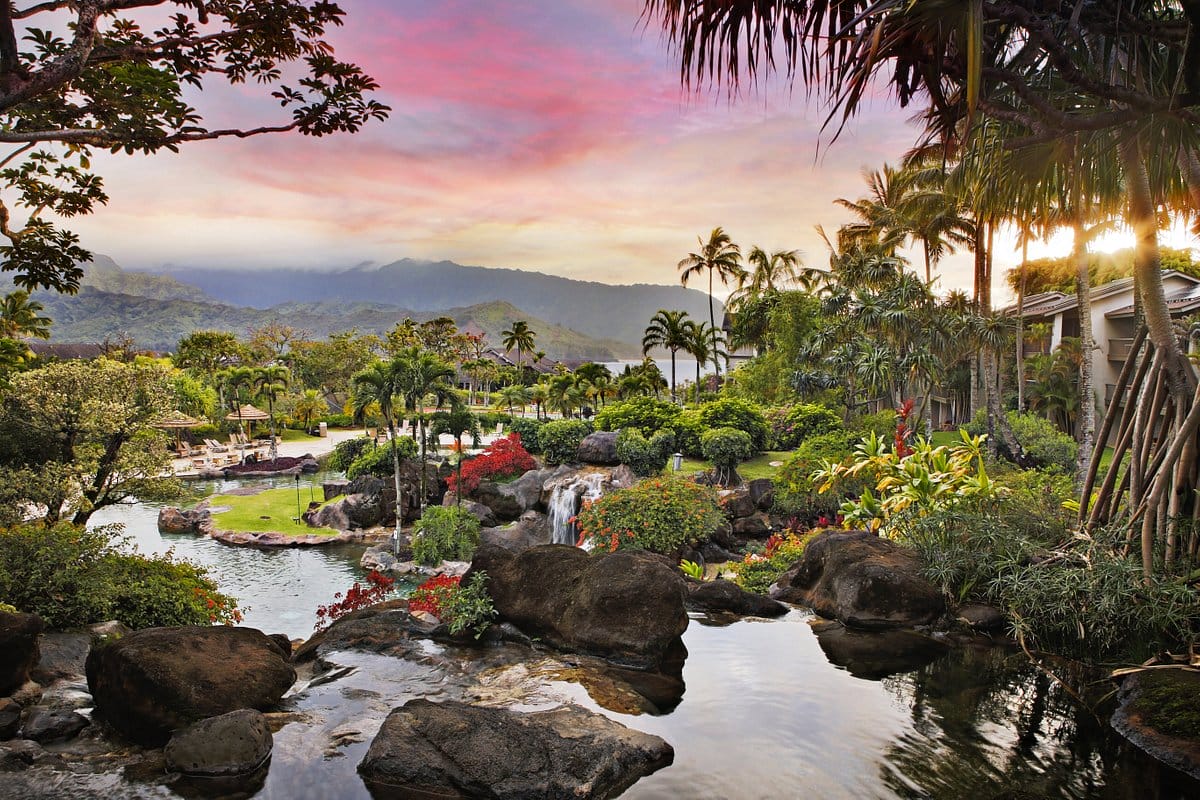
[208,487,339,536]
[678,451,793,481]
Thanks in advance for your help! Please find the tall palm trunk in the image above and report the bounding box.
[387,417,404,553]
[670,349,677,404]
[1072,218,1095,494]
[1016,236,1028,411]
[707,267,721,379]
[1122,136,1190,400]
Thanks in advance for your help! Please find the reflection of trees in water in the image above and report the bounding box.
[874,646,1170,799]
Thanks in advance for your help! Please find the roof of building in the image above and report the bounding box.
[1107,279,1200,319]
[29,342,106,360]
[1002,271,1200,319]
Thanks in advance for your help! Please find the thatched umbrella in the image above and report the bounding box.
[153,410,203,449]
[225,403,270,441]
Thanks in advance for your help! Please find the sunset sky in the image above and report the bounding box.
[69,0,1192,300]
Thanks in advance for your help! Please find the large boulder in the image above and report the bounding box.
[480,511,551,553]
[18,707,89,743]
[442,495,498,528]
[85,626,296,744]
[33,621,130,685]
[467,544,688,669]
[0,612,43,697]
[577,431,620,465]
[769,530,945,629]
[686,579,788,618]
[472,480,524,521]
[747,478,775,512]
[164,708,273,779]
[157,505,212,535]
[357,699,673,800]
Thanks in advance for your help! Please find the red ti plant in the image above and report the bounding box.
[407,574,461,618]
[894,398,915,459]
[314,570,396,632]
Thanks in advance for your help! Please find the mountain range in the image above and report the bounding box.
[20,257,719,359]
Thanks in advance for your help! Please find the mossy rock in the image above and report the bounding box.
[1111,669,1200,780]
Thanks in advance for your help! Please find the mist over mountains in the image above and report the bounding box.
[20,257,718,358]
[153,258,716,344]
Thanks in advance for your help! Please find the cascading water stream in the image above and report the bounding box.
[547,472,607,545]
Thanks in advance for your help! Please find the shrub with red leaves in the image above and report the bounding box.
[447,434,536,495]
[407,574,461,617]
[314,570,396,632]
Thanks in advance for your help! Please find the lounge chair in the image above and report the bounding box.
[205,438,230,453]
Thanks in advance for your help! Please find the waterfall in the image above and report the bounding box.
[547,472,607,546]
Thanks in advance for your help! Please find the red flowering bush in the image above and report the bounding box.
[314,570,396,632]
[447,434,536,495]
[407,574,461,617]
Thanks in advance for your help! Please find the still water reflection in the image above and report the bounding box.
[87,474,363,640]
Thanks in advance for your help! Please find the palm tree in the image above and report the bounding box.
[293,389,325,433]
[641,309,692,403]
[501,321,535,378]
[547,373,584,418]
[392,347,457,509]
[253,365,289,461]
[352,362,405,548]
[220,366,255,437]
[495,384,531,418]
[741,247,801,294]
[0,290,51,339]
[684,320,724,404]
[677,227,743,376]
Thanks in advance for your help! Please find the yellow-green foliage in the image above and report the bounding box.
[813,430,1003,533]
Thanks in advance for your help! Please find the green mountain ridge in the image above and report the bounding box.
[33,287,639,361]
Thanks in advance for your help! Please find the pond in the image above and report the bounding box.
[87,488,1199,799]
[89,473,363,640]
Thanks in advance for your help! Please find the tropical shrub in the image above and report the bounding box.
[538,419,592,466]
[594,397,682,437]
[849,410,898,440]
[314,570,396,632]
[894,502,1196,660]
[447,434,536,495]
[729,530,814,594]
[412,506,482,566]
[0,523,241,629]
[507,417,546,453]
[813,431,1004,532]
[476,411,511,430]
[408,572,497,638]
[574,476,723,554]
[317,413,356,428]
[701,427,753,481]
[966,410,1078,472]
[345,437,418,480]
[766,404,842,450]
[679,560,705,580]
[697,398,769,451]
[615,428,674,477]
[773,431,862,522]
[670,410,706,458]
[328,435,373,473]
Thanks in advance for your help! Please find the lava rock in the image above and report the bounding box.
[687,579,788,617]
[442,496,498,528]
[473,480,525,521]
[322,479,349,501]
[0,612,43,696]
[698,541,737,564]
[466,544,688,669]
[0,698,19,740]
[577,431,620,465]
[480,511,552,553]
[747,478,775,512]
[164,709,273,778]
[720,487,757,520]
[33,621,131,685]
[85,626,296,745]
[156,505,212,535]
[770,530,945,629]
[958,603,1008,633]
[19,706,88,743]
[732,514,771,538]
[357,699,673,799]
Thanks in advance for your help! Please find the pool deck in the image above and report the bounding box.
[170,427,510,478]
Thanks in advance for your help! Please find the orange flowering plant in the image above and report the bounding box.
[573,476,723,555]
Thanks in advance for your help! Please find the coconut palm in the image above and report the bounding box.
[641,309,692,403]
[740,247,801,294]
[393,346,457,510]
[253,365,289,461]
[547,373,584,418]
[495,384,531,419]
[501,321,535,377]
[677,227,743,376]
[352,362,405,547]
[219,366,255,436]
[0,290,51,339]
[684,320,724,404]
[293,389,326,433]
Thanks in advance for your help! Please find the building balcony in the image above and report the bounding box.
[1108,338,1134,362]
